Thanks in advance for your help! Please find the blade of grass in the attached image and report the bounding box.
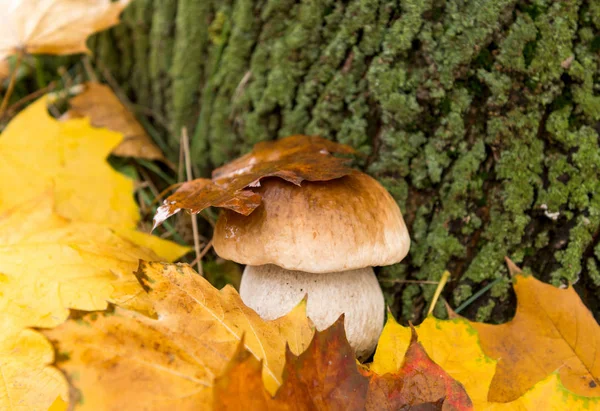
[454,277,504,314]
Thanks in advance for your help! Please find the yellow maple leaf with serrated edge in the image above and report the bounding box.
[0,96,189,260]
[0,96,139,227]
[0,314,68,411]
[0,194,161,329]
[371,315,600,410]
[44,262,315,410]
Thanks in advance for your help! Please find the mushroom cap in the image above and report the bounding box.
[239,264,384,359]
[213,172,410,273]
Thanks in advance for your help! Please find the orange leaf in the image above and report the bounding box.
[154,135,356,226]
[64,82,165,161]
[214,318,473,410]
[0,0,130,62]
[467,258,600,402]
[44,261,314,410]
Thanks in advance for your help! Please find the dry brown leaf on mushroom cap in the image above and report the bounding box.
[153,135,358,227]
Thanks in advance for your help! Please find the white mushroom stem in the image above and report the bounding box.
[239,264,385,360]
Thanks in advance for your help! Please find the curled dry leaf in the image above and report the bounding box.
[465,259,600,402]
[45,261,314,410]
[215,318,473,411]
[64,82,165,161]
[154,135,357,227]
[0,0,131,62]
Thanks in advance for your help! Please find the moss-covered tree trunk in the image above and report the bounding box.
[99,0,600,323]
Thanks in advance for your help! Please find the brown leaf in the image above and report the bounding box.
[154,135,356,227]
[467,258,600,402]
[0,0,130,62]
[64,82,164,161]
[214,319,473,411]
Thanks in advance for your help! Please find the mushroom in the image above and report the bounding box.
[213,172,410,359]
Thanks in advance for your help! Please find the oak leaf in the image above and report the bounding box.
[154,135,357,226]
[467,259,600,402]
[64,82,165,161]
[214,318,473,411]
[45,261,315,410]
[0,0,130,62]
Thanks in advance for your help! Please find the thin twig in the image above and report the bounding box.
[182,127,203,276]
[189,239,213,268]
[82,56,98,83]
[0,52,23,117]
[379,279,441,284]
[6,81,55,116]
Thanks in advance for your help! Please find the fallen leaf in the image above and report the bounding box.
[154,135,357,226]
[467,259,600,401]
[373,304,600,409]
[45,261,315,410]
[214,318,369,410]
[0,195,164,328]
[483,373,600,411]
[0,96,139,228]
[0,314,68,411]
[371,315,494,409]
[64,82,164,161]
[0,0,131,62]
[215,318,472,410]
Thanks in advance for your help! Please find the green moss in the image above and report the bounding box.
[475,299,495,322]
[101,0,600,323]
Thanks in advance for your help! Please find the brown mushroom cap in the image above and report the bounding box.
[213,172,410,273]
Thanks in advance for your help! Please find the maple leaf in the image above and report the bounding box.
[63,82,165,161]
[154,135,357,226]
[214,317,473,410]
[0,314,68,411]
[373,309,600,409]
[466,259,600,402]
[0,96,138,227]
[44,261,314,410]
[0,95,189,260]
[0,194,165,328]
[0,0,131,62]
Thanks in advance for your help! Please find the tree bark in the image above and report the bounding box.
[100,0,600,323]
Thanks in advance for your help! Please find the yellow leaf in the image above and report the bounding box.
[0,0,131,62]
[372,314,600,410]
[0,96,139,228]
[45,262,315,410]
[371,315,496,409]
[469,261,600,401]
[0,315,68,411]
[0,196,160,328]
[64,82,165,161]
[482,373,600,411]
